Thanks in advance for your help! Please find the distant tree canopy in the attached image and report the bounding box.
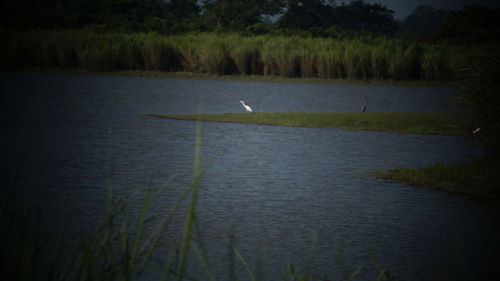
[1,0,168,30]
[435,5,500,44]
[201,0,284,31]
[401,5,448,36]
[277,0,336,30]
[333,0,398,34]
[1,0,499,42]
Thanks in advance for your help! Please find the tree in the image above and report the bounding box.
[401,5,448,36]
[90,0,167,31]
[335,0,398,35]
[436,5,500,44]
[160,0,204,33]
[165,0,200,19]
[277,0,336,30]
[201,0,284,31]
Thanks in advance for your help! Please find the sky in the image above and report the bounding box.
[364,0,500,19]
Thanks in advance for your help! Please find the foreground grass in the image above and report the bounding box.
[148,112,469,135]
[2,122,409,281]
[374,158,500,202]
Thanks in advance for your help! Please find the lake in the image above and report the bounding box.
[1,72,498,280]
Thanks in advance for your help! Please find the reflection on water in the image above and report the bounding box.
[1,72,498,280]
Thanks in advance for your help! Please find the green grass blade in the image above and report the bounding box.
[192,242,217,281]
[138,183,193,271]
[228,221,237,281]
[176,121,203,281]
[107,123,115,213]
[161,244,179,281]
[233,247,257,281]
[129,175,155,270]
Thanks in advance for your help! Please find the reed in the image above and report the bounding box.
[142,34,177,71]
[344,40,372,80]
[316,41,347,79]
[261,36,302,77]
[295,39,318,78]
[228,37,264,75]
[172,34,202,72]
[118,34,144,70]
[370,39,391,80]
[421,45,453,81]
[386,41,421,80]
[197,34,236,75]
[0,29,485,81]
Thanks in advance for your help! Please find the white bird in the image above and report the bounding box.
[240,100,253,112]
[472,127,481,134]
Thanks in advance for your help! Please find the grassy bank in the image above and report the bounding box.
[0,29,490,81]
[374,158,500,202]
[148,112,470,135]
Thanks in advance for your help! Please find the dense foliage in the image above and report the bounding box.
[0,30,485,81]
[400,5,448,36]
[457,50,500,158]
[436,5,500,44]
[2,0,498,42]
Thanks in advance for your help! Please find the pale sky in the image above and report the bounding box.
[364,0,500,19]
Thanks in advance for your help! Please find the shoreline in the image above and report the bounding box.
[147,112,469,136]
[373,159,500,203]
[1,66,458,88]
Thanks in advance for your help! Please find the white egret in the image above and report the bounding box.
[240,100,253,112]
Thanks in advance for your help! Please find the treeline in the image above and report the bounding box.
[2,1,500,44]
[0,0,399,35]
[0,30,487,81]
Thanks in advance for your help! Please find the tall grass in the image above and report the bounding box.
[0,122,206,281]
[261,36,302,77]
[229,37,264,75]
[142,34,179,71]
[0,29,487,81]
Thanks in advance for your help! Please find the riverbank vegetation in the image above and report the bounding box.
[0,29,491,82]
[374,158,500,202]
[2,2,499,82]
[148,112,469,135]
[375,52,500,202]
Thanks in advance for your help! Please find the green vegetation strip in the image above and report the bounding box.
[148,112,469,135]
[1,30,489,81]
[373,159,500,201]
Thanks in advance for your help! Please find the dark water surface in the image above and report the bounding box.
[1,72,498,280]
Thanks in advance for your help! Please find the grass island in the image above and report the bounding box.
[147,112,470,135]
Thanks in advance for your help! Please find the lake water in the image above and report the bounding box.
[1,72,498,280]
